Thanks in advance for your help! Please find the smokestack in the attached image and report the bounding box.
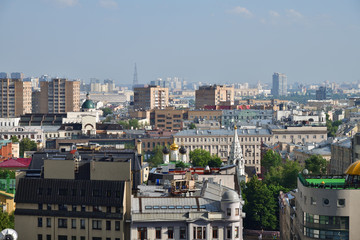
[136,139,142,154]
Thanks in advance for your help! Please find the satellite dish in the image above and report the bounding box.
[0,229,18,240]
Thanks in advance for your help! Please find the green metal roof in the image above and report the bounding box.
[81,99,95,109]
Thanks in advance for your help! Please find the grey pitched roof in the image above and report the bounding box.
[15,178,125,206]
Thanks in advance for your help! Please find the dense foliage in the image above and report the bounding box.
[305,155,328,174]
[0,211,14,230]
[118,119,140,129]
[189,149,222,167]
[242,176,278,230]
[0,169,15,179]
[242,149,303,230]
[147,145,164,167]
[101,107,113,117]
[326,114,342,137]
[20,138,37,157]
[188,123,196,129]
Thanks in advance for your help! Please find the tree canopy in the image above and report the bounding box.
[0,211,14,230]
[10,136,19,143]
[147,145,164,167]
[0,169,15,179]
[189,149,222,167]
[118,119,140,130]
[189,123,196,129]
[101,107,113,117]
[326,114,342,137]
[264,159,302,189]
[242,176,278,230]
[20,138,37,157]
[261,149,282,173]
[305,155,328,174]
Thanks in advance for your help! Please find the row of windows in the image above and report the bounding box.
[304,213,349,229]
[137,226,240,239]
[38,204,121,214]
[274,134,325,139]
[304,227,349,239]
[37,187,122,198]
[300,191,346,208]
[38,218,120,231]
[180,137,270,143]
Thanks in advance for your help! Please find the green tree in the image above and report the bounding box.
[10,136,19,143]
[189,123,196,129]
[208,156,222,167]
[261,149,282,172]
[20,138,37,157]
[118,120,129,128]
[0,169,15,179]
[101,107,113,117]
[129,119,139,129]
[148,145,164,167]
[0,211,14,230]
[175,161,187,168]
[242,176,278,230]
[305,155,328,174]
[190,149,209,167]
[264,159,302,189]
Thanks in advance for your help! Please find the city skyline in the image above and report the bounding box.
[0,0,359,84]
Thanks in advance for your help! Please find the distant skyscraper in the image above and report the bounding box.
[272,72,288,97]
[10,72,24,80]
[133,63,138,88]
[0,72,9,78]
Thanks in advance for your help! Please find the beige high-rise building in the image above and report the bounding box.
[195,85,234,109]
[0,78,32,117]
[36,78,80,113]
[133,85,169,110]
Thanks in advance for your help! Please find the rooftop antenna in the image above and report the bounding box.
[133,63,138,88]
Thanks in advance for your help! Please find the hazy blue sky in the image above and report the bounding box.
[0,0,359,85]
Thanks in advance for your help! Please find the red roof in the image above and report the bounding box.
[16,158,32,166]
[0,158,31,168]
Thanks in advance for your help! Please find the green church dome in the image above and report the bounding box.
[81,93,95,110]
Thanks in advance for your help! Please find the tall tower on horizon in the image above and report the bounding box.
[133,63,138,88]
[272,72,288,97]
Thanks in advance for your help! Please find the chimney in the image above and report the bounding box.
[136,139,142,154]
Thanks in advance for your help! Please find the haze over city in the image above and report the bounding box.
[0,0,359,84]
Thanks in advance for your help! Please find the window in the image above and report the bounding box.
[138,227,147,240]
[47,204,52,210]
[58,219,67,228]
[227,227,232,239]
[58,204,67,211]
[106,220,111,230]
[72,219,76,229]
[168,227,174,239]
[115,221,120,231]
[80,237,85,240]
[311,197,317,205]
[72,205,77,212]
[71,237,76,240]
[193,227,206,239]
[155,227,161,239]
[227,208,231,216]
[235,226,239,238]
[38,235,43,240]
[338,199,345,207]
[46,235,51,240]
[38,217,43,227]
[81,205,86,212]
[38,203,43,210]
[80,219,85,229]
[235,208,239,216]
[180,227,186,239]
[46,218,51,227]
[92,220,102,230]
[212,226,218,239]
[93,206,102,212]
[107,206,112,213]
